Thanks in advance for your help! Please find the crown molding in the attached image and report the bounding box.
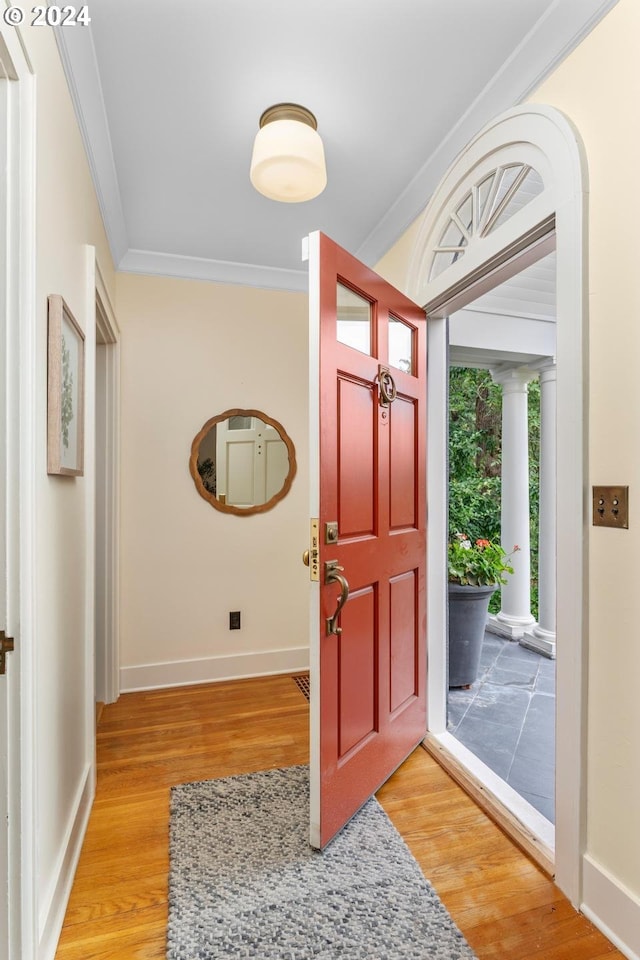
[53,23,128,265]
[54,0,619,287]
[355,0,620,268]
[119,249,308,293]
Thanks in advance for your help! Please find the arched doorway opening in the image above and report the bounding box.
[405,105,588,904]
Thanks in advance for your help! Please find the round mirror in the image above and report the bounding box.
[189,408,297,516]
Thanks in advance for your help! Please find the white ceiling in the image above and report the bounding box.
[449,251,557,368]
[56,0,617,291]
[472,251,557,323]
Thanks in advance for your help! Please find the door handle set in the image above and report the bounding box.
[301,520,350,635]
[0,631,15,676]
[324,560,350,636]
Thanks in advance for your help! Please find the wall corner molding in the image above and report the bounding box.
[53,24,128,265]
[582,854,640,960]
[120,647,310,693]
[37,766,94,960]
[118,248,308,293]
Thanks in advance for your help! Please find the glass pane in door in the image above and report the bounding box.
[389,316,413,374]
[337,283,372,356]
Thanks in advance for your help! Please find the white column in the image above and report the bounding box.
[522,362,557,658]
[487,367,536,640]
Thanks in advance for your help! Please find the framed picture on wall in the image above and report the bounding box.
[47,295,85,476]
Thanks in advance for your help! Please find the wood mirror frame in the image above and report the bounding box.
[189,408,297,516]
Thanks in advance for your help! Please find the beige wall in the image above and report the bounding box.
[374,0,640,928]
[531,0,640,899]
[116,274,309,689]
[375,214,422,290]
[16,21,116,955]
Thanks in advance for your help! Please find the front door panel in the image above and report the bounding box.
[308,232,427,848]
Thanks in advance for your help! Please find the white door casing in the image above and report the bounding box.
[0,68,12,960]
[94,263,120,705]
[0,23,38,959]
[405,104,588,906]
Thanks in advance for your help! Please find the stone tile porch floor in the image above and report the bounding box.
[447,630,556,823]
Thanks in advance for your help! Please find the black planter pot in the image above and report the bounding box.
[448,583,497,688]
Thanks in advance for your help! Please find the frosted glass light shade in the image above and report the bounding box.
[250,105,327,203]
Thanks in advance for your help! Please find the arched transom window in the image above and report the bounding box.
[430,163,544,280]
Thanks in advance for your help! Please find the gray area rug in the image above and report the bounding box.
[167,765,477,960]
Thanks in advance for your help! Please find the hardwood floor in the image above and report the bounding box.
[55,675,621,960]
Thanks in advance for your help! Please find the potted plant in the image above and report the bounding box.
[448,533,518,688]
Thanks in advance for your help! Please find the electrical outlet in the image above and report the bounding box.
[229,611,241,630]
[592,486,629,529]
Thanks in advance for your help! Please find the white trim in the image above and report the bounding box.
[431,732,555,851]
[0,62,14,960]
[428,229,556,319]
[17,77,37,960]
[582,855,640,960]
[0,33,18,80]
[94,257,120,704]
[37,766,93,960]
[520,628,556,659]
[58,248,98,960]
[83,244,98,798]
[52,25,128,264]
[450,308,556,364]
[119,647,310,694]
[306,231,321,849]
[95,258,119,341]
[0,22,39,959]
[410,145,556,311]
[119,248,308,293]
[407,104,588,907]
[426,317,448,732]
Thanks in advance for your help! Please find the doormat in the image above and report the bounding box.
[167,765,477,960]
[292,672,310,702]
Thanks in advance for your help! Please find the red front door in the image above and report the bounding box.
[307,232,427,849]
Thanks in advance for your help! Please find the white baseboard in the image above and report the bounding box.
[38,763,94,960]
[120,647,310,693]
[582,854,640,960]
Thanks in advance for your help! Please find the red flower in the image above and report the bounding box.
[475,538,490,548]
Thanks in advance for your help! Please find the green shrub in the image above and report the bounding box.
[449,367,539,618]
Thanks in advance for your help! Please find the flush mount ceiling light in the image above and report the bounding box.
[250,103,327,203]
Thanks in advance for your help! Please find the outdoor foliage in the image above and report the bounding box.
[448,533,517,586]
[448,367,540,616]
[449,368,502,544]
[197,457,217,495]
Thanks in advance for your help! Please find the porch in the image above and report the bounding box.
[447,631,555,823]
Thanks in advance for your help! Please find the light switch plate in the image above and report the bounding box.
[592,486,629,529]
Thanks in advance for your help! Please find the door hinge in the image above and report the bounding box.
[0,631,15,675]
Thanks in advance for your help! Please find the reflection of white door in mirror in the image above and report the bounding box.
[189,408,296,517]
[216,417,288,508]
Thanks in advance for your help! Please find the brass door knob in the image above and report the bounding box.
[324,560,350,636]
